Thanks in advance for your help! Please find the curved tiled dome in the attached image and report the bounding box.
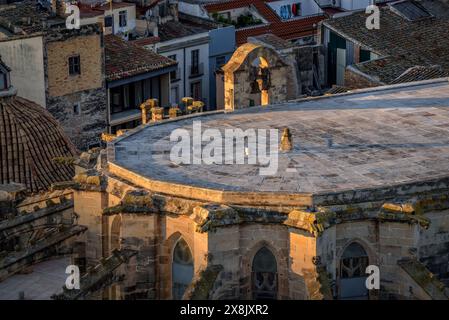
[0,94,77,193]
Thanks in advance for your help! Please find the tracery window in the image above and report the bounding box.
[252,247,277,300]
[172,238,193,299]
[340,242,369,278]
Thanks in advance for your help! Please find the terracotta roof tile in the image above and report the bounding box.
[0,94,77,193]
[236,14,324,45]
[104,35,177,82]
[324,6,449,84]
[390,65,449,84]
[204,0,325,45]
[131,36,161,47]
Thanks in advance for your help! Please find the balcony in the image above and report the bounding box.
[189,63,204,78]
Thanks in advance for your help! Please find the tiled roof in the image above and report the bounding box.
[248,33,294,50]
[157,13,218,42]
[324,5,449,85]
[78,5,104,18]
[321,7,344,16]
[0,94,77,193]
[325,85,349,94]
[131,36,161,47]
[203,0,326,45]
[350,56,416,84]
[204,0,277,19]
[0,1,101,37]
[95,2,135,11]
[158,20,210,42]
[104,35,177,82]
[236,25,271,45]
[391,65,449,84]
[0,1,58,35]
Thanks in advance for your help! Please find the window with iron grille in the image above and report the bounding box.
[68,55,80,75]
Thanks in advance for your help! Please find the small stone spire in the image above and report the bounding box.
[280,127,292,152]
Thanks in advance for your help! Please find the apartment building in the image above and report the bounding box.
[133,0,235,110]
[0,0,107,150]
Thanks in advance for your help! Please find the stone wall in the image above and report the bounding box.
[74,190,107,267]
[73,169,449,300]
[45,30,107,150]
[223,44,297,110]
[46,34,103,97]
[47,88,107,150]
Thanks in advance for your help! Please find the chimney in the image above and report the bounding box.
[280,128,292,152]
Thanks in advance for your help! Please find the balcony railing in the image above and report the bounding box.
[189,63,204,78]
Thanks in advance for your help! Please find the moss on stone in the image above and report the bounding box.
[398,258,449,300]
[185,265,223,300]
[122,190,153,207]
[317,267,334,300]
[52,156,76,166]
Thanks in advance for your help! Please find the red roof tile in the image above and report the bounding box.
[204,0,325,45]
[322,7,344,16]
[235,15,325,45]
[131,36,161,47]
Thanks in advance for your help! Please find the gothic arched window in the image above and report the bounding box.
[339,242,369,299]
[252,247,278,300]
[340,242,369,278]
[172,238,193,299]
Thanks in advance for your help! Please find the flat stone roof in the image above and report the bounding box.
[111,80,449,196]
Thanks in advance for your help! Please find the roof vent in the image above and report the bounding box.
[389,0,433,21]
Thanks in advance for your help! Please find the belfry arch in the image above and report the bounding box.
[222,43,297,110]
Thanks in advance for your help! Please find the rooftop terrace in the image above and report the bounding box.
[109,79,449,204]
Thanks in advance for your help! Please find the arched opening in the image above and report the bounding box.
[171,238,193,299]
[339,242,369,300]
[251,57,270,106]
[252,56,269,69]
[251,247,278,300]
